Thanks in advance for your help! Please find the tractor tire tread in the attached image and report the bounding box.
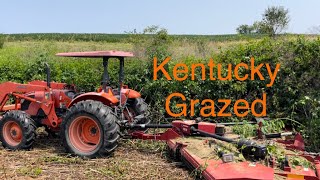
[61,100,120,158]
[0,110,36,150]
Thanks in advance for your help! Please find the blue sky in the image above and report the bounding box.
[1,0,319,34]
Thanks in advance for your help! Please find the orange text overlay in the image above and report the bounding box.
[154,56,280,87]
[153,57,280,118]
[166,92,266,118]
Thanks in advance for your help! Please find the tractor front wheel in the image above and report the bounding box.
[61,100,120,158]
[0,110,36,150]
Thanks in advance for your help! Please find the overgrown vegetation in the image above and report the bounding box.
[297,96,320,152]
[231,119,286,138]
[232,121,257,138]
[267,143,313,169]
[260,119,285,134]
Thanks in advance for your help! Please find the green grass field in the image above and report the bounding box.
[5,33,265,42]
[0,38,248,64]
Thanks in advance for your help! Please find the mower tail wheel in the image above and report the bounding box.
[61,100,120,158]
[0,110,36,150]
[128,97,151,124]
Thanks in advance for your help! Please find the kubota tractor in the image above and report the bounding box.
[0,51,149,158]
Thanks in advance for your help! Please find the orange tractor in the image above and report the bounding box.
[0,51,149,158]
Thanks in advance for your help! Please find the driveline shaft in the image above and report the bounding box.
[127,123,173,129]
[191,126,267,160]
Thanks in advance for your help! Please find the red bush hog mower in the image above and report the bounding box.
[0,51,319,179]
[129,120,320,180]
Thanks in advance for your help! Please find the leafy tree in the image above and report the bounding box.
[143,25,161,34]
[252,21,271,34]
[262,6,290,36]
[236,6,289,36]
[236,24,254,34]
[236,22,269,35]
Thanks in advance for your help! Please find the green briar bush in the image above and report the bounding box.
[232,120,257,138]
[296,96,320,152]
[260,119,285,134]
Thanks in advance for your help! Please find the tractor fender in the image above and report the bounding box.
[67,92,119,108]
[121,89,141,99]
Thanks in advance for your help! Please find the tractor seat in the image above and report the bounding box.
[65,90,76,99]
[66,90,85,99]
[112,89,127,104]
[112,89,119,95]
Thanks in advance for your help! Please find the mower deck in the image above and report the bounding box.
[130,120,320,179]
[165,134,319,179]
[167,137,275,180]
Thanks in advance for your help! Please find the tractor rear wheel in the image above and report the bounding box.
[0,110,36,150]
[127,98,150,124]
[61,100,120,158]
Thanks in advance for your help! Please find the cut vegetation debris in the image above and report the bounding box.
[0,136,192,180]
[172,137,246,162]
